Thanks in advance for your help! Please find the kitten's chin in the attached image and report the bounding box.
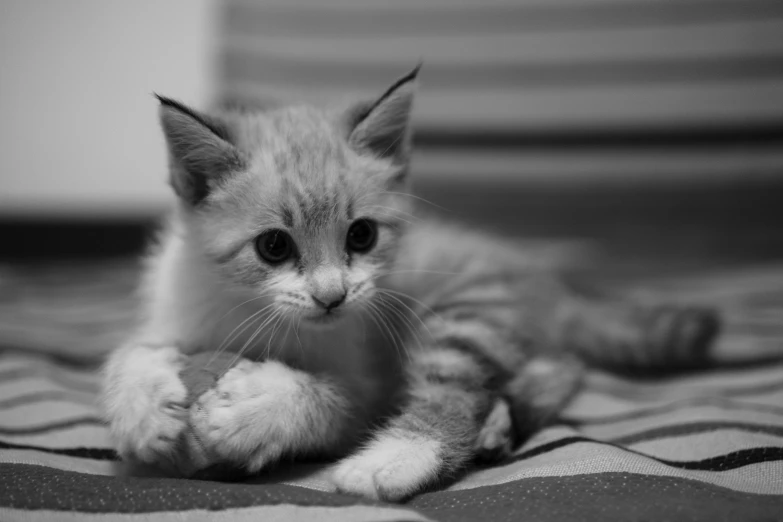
[301,310,348,329]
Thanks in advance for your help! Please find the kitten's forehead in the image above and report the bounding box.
[273,111,347,171]
[234,105,385,199]
[233,106,345,171]
[208,104,403,240]
[280,175,347,229]
[267,109,351,225]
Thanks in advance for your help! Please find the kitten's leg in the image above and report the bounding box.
[558,299,720,373]
[101,343,189,471]
[190,359,354,473]
[332,341,497,501]
[475,357,583,463]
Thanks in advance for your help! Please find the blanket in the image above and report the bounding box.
[1,261,782,521]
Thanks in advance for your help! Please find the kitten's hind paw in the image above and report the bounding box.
[474,398,514,464]
[648,305,721,368]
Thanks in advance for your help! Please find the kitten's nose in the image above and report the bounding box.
[312,292,346,311]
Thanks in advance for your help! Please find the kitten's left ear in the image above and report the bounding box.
[156,95,245,206]
[346,65,420,165]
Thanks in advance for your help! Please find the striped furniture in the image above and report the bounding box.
[1,261,783,521]
[218,0,783,187]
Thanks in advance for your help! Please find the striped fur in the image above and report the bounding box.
[101,71,721,501]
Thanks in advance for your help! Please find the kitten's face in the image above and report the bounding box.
[158,68,418,326]
[192,107,411,325]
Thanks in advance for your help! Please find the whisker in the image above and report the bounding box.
[367,299,410,364]
[217,303,275,348]
[215,294,274,324]
[208,304,276,366]
[377,290,429,327]
[382,305,414,364]
[266,312,287,360]
[222,308,281,374]
[293,315,304,359]
[366,209,416,227]
[206,293,274,351]
[373,297,423,356]
[377,287,446,326]
[379,269,461,277]
[354,187,445,217]
[382,295,428,344]
[275,316,294,362]
[365,205,420,225]
[375,293,428,351]
[378,191,449,212]
[362,304,397,358]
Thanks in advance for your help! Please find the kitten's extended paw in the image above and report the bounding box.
[190,359,302,473]
[332,432,442,501]
[103,345,188,468]
[474,398,514,464]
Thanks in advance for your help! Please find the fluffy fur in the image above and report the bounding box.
[101,68,720,501]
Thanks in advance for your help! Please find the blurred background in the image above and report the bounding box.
[1,0,782,275]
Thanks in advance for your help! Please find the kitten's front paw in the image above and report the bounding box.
[191,359,302,473]
[332,431,442,501]
[103,345,188,468]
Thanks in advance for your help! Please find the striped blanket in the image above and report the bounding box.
[1,262,783,521]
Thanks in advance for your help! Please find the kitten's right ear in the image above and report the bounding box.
[156,95,244,205]
[345,65,420,166]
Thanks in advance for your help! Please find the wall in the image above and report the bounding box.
[2,0,782,220]
[0,0,218,217]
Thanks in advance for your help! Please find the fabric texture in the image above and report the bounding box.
[1,261,783,521]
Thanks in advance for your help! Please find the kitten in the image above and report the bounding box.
[101,67,719,501]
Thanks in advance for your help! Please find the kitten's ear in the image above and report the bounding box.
[346,65,419,164]
[156,95,244,205]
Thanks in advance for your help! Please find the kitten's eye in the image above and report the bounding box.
[255,230,294,264]
[346,219,378,253]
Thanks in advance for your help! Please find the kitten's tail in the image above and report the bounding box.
[556,299,721,374]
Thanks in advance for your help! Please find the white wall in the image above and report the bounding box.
[0,0,218,217]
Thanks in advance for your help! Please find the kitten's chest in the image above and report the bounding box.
[289,317,406,406]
